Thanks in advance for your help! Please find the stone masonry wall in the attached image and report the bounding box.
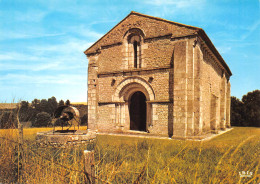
[86,12,232,138]
[201,47,222,132]
[98,70,170,103]
[200,40,231,133]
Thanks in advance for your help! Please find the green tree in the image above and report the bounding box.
[32,99,40,110]
[39,99,49,113]
[231,90,260,127]
[231,97,245,126]
[65,99,71,106]
[47,96,58,115]
[19,101,31,122]
[33,112,52,127]
[30,99,41,122]
[20,101,29,109]
[80,114,88,125]
[242,90,260,127]
[58,100,65,107]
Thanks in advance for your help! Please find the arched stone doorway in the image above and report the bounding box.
[129,91,147,131]
[113,77,155,132]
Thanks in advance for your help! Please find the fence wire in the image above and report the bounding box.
[0,136,110,184]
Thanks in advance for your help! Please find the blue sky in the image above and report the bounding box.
[0,0,259,103]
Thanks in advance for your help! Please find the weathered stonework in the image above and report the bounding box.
[84,11,232,138]
[36,130,96,147]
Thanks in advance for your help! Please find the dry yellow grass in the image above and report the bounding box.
[0,126,87,140]
[70,102,88,105]
[95,127,260,183]
[0,126,89,183]
[0,103,17,109]
[0,127,259,183]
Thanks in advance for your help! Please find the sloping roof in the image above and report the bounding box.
[84,11,232,76]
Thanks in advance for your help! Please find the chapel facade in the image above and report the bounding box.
[84,11,232,138]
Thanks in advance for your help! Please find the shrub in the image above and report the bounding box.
[80,114,88,125]
[33,112,52,127]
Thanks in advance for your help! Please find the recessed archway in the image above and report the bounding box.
[130,91,147,131]
[113,77,155,102]
[113,77,155,132]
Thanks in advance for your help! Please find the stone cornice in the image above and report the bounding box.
[86,34,197,57]
[98,100,172,105]
[197,29,232,76]
[97,67,172,78]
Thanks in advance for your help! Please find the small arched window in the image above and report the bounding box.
[133,41,138,68]
[128,35,141,68]
[124,28,144,69]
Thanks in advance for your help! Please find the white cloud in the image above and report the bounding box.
[65,25,104,40]
[213,20,260,44]
[77,28,104,40]
[88,19,117,26]
[14,10,47,22]
[0,56,85,72]
[0,52,87,72]
[0,52,44,61]
[0,73,86,85]
[0,25,102,43]
[0,54,14,61]
[241,20,260,40]
[0,30,65,40]
[140,0,207,21]
[144,0,205,7]
[32,62,62,71]
[216,46,232,54]
[0,38,92,72]
[29,40,93,54]
[34,0,92,18]
[0,61,62,72]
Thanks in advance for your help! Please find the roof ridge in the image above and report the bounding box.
[130,11,201,30]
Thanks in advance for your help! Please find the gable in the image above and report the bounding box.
[84,11,199,55]
[84,11,232,76]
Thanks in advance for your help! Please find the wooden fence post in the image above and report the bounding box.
[84,150,95,184]
[18,124,23,145]
[17,104,23,183]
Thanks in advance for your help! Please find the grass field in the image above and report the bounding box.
[0,127,259,183]
[0,126,88,139]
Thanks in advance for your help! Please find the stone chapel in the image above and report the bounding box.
[84,11,232,138]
